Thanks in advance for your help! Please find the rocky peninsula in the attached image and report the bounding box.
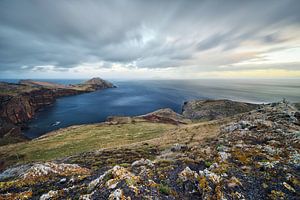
[0,78,115,146]
[0,98,299,199]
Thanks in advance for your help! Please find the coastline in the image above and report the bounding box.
[0,78,115,145]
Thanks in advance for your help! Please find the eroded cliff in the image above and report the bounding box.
[0,78,115,145]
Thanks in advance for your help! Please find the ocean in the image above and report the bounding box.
[1,79,300,138]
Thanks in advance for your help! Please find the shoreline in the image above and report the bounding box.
[0,78,115,146]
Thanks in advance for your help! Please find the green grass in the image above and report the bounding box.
[0,122,175,167]
[0,85,38,96]
[158,184,172,195]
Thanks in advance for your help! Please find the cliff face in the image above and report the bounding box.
[182,99,258,120]
[0,78,115,145]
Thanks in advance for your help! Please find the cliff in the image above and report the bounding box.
[0,78,115,145]
[0,100,299,199]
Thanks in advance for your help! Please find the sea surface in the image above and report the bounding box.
[1,79,300,138]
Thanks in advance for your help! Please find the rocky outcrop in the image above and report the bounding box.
[182,99,258,120]
[0,78,115,145]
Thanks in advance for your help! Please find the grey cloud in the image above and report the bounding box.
[0,0,299,74]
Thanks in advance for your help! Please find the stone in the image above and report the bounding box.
[218,152,230,162]
[227,177,242,188]
[171,143,188,152]
[22,162,90,180]
[88,169,112,192]
[199,169,221,184]
[283,182,296,193]
[39,190,58,200]
[131,158,154,168]
[178,167,199,182]
[108,189,127,200]
[59,178,67,184]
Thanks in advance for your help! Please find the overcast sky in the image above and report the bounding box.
[0,0,300,79]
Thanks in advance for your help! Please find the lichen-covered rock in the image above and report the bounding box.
[131,159,154,168]
[0,190,32,200]
[23,162,90,180]
[108,188,131,200]
[88,169,113,192]
[178,167,199,182]
[39,190,58,200]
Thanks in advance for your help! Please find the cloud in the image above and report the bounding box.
[0,0,299,78]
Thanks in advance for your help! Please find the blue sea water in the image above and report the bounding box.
[1,79,300,138]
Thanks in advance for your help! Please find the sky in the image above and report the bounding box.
[0,0,300,79]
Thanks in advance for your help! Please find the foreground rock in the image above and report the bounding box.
[182,99,258,120]
[0,100,299,199]
[0,78,115,145]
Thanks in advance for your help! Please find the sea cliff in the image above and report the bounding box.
[0,78,115,145]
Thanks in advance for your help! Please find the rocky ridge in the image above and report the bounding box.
[182,99,258,120]
[0,100,299,199]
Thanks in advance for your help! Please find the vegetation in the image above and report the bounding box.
[158,183,172,195]
[0,122,175,167]
[0,85,38,96]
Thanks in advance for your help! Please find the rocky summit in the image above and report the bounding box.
[0,100,299,199]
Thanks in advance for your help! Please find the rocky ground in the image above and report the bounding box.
[182,99,258,121]
[0,100,299,199]
[0,78,115,146]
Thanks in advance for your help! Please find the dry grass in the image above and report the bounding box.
[0,122,175,167]
[0,116,228,170]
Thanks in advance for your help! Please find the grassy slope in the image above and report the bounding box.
[0,122,175,167]
[0,85,38,96]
